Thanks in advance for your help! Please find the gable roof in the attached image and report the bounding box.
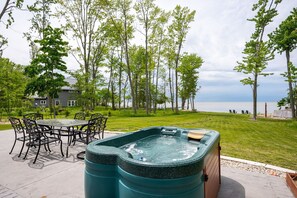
[62,77,77,90]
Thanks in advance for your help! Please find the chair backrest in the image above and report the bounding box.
[98,116,108,132]
[35,113,43,120]
[9,117,25,134]
[90,113,103,120]
[23,113,43,120]
[74,112,86,120]
[84,118,98,144]
[86,118,97,133]
[22,118,39,137]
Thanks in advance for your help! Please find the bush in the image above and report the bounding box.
[18,109,23,116]
[65,110,70,117]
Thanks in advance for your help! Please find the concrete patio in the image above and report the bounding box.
[0,129,295,198]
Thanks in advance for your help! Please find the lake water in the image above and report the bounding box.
[193,102,278,114]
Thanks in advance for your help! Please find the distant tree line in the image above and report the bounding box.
[0,0,203,115]
[1,0,295,119]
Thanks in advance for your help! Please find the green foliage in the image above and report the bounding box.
[0,58,27,113]
[234,0,281,119]
[269,8,297,117]
[178,53,203,109]
[268,8,297,54]
[168,5,196,113]
[25,26,69,105]
[24,25,68,119]
[65,109,70,117]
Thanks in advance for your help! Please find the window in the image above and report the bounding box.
[55,100,60,106]
[68,100,76,107]
[40,100,46,105]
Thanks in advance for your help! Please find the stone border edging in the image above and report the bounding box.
[221,155,296,174]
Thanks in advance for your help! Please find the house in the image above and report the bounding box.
[33,78,80,107]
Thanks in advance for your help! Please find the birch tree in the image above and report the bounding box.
[134,0,161,114]
[269,8,297,118]
[168,5,195,113]
[234,0,281,120]
[106,0,137,113]
[57,0,108,110]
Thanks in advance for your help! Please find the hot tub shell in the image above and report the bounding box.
[85,127,221,198]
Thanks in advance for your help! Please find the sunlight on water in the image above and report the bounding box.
[120,135,198,163]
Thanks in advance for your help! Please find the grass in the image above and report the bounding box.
[106,111,297,171]
[1,109,297,170]
[0,124,12,131]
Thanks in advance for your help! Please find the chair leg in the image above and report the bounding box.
[18,141,25,157]
[9,140,17,154]
[60,139,64,157]
[33,144,41,164]
[47,142,51,152]
[23,144,30,160]
[43,144,48,151]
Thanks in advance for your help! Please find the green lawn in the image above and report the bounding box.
[106,111,297,171]
[1,110,297,170]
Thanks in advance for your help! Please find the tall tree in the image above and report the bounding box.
[134,0,161,115]
[150,10,170,113]
[0,58,27,113]
[57,0,108,110]
[24,26,68,118]
[269,8,297,118]
[168,5,195,113]
[178,53,203,110]
[106,0,137,113]
[234,0,281,120]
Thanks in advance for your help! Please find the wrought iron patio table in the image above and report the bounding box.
[36,119,88,157]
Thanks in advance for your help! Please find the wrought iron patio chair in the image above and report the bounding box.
[8,117,30,157]
[90,113,103,120]
[75,118,99,145]
[22,118,63,164]
[74,112,86,120]
[75,117,100,159]
[96,116,108,139]
[23,113,44,120]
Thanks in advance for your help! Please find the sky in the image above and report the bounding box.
[1,0,297,102]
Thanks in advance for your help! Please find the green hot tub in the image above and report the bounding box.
[85,127,221,198]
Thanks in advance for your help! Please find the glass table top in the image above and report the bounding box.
[36,119,88,127]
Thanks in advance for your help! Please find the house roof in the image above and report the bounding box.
[62,77,77,90]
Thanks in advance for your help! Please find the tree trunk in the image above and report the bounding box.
[174,43,183,113]
[123,16,136,114]
[144,22,150,115]
[253,73,258,120]
[118,46,123,110]
[168,68,174,111]
[154,41,162,114]
[286,49,295,118]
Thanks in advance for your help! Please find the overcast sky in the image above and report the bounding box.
[1,0,296,102]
